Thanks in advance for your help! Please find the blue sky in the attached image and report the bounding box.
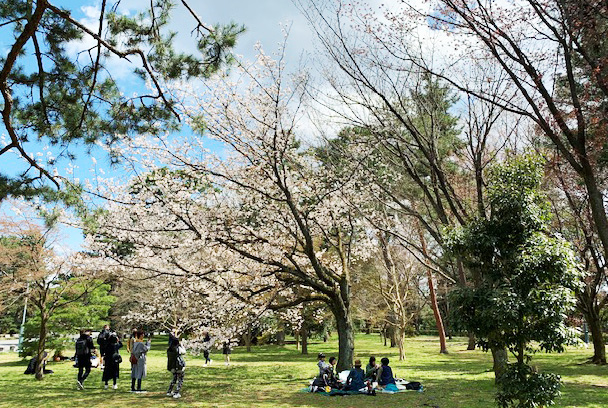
[0,0,316,251]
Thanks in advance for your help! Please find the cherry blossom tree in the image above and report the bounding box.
[84,39,374,371]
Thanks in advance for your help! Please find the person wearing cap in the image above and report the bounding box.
[310,353,331,391]
[317,353,329,377]
[345,359,366,391]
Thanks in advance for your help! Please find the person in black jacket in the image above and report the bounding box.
[102,332,122,389]
[75,329,96,390]
[166,330,186,399]
[97,324,110,369]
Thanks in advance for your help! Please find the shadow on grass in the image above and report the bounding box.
[0,359,27,367]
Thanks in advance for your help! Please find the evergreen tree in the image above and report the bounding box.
[448,154,584,407]
[0,0,244,201]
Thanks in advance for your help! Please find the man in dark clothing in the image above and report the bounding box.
[97,324,110,369]
[76,329,96,389]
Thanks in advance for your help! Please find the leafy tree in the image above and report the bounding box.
[20,280,114,358]
[0,218,108,380]
[448,154,584,407]
[0,0,243,201]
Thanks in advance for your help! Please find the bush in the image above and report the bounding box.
[496,363,561,408]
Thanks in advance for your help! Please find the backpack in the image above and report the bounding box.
[75,338,89,357]
[405,381,422,391]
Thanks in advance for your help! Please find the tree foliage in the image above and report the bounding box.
[448,154,584,407]
[0,0,244,201]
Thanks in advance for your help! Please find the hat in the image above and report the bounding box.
[317,353,326,359]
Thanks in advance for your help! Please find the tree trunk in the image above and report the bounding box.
[588,315,607,364]
[294,330,299,350]
[244,324,252,352]
[301,323,308,355]
[490,345,508,384]
[396,327,406,361]
[581,303,607,364]
[427,269,448,354]
[581,162,608,267]
[334,307,354,372]
[387,319,397,348]
[276,324,285,346]
[35,312,48,381]
[467,332,476,350]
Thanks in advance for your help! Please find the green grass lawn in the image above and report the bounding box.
[0,334,606,407]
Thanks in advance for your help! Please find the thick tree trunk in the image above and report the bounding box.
[588,316,607,364]
[582,306,607,364]
[427,270,448,354]
[490,345,508,384]
[578,286,607,364]
[334,307,354,372]
[35,313,48,381]
[467,332,476,350]
[301,323,308,355]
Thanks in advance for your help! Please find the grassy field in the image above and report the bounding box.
[0,334,606,408]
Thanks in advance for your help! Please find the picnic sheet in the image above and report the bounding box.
[299,387,415,396]
[302,369,422,396]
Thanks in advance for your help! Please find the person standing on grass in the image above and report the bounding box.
[102,332,122,390]
[222,341,231,366]
[130,331,151,393]
[75,329,96,390]
[202,331,212,366]
[126,328,137,354]
[166,330,186,399]
[97,324,111,369]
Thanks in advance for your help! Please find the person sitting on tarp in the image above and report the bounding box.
[365,356,378,380]
[325,356,343,389]
[344,359,366,391]
[24,351,53,375]
[310,355,343,391]
[376,357,396,388]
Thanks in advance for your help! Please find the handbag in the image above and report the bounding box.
[129,353,138,365]
[113,352,123,364]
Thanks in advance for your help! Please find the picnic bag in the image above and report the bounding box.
[405,381,422,391]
